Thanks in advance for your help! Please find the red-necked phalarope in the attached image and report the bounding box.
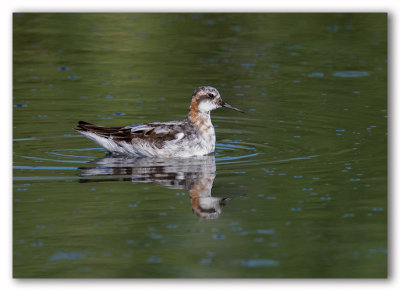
[75,86,244,157]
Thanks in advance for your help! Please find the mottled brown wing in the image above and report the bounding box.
[129,123,180,148]
[76,121,131,140]
[76,121,179,147]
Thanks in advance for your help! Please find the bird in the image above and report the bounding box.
[75,86,244,158]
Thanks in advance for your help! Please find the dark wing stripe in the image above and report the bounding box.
[76,120,127,138]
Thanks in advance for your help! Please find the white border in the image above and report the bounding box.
[2,1,396,290]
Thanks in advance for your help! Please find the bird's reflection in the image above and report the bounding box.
[78,154,231,219]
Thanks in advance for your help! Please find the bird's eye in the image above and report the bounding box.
[208,93,215,98]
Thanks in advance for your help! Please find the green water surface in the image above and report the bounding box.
[13,13,387,278]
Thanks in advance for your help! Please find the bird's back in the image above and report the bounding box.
[75,119,214,157]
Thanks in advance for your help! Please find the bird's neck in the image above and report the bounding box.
[188,101,212,128]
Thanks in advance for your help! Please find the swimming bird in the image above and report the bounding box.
[75,86,244,157]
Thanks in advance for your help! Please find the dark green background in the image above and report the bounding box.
[13,13,387,278]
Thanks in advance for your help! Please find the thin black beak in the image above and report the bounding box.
[221,101,245,113]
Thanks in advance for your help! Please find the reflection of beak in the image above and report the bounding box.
[221,101,245,113]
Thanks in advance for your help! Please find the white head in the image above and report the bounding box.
[190,86,244,114]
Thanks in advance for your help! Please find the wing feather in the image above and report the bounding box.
[77,121,185,149]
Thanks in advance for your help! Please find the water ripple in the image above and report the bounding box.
[241,259,279,267]
[332,71,371,78]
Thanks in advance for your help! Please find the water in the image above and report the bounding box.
[13,13,387,278]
